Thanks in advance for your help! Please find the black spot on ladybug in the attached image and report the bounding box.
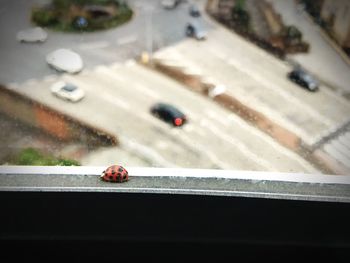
[112,171,115,174]
[118,168,123,172]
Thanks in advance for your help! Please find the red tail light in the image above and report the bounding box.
[174,118,183,126]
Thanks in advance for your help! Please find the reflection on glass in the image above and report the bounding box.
[0,0,350,177]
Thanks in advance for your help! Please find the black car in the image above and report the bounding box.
[150,103,187,127]
[287,69,319,91]
[189,4,201,17]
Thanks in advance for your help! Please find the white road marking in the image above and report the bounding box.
[94,65,109,72]
[208,47,226,60]
[133,83,160,99]
[99,92,130,110]
[43,75,57,82]
[183,124,194,132]
[93,65,126,82]
[125,59,136,67]
[155,140,169,150]
[93,66,160,99]
[116,35,138,46]
[343,132,350,143]
[61,74,130,110]
[203,119,277,171]
[330,140,350,159]
[228,111,320,172]
[205,110,230,127]
[324,143,350,168]
[169,125,230,169]
[338,134,350,149]
[226,57,333,127]
[119,136,178,168]
[79,40,110,50]
[193,128,206,137]
[111,62,122,69]
[184,123,206,137]
[229,88,316,144]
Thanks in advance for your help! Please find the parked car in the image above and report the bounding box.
[189,4,201,17]
[287,68,319,91]
[46,48,84,74]
[185,20,207,40]
[161,0,181,9]
[50,81,85,102]
[16,27,47,43]
[150,103,187,127]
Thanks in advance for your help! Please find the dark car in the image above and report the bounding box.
[150,103,187,127]
[189,4,201,17]
[185,20,207,40]
[287,68,319,91]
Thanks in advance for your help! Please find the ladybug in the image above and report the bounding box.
[100,165,129,183]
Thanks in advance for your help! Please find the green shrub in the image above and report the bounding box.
[55,158,80,166]
[32,8,58,27]
[31,0,133,32]
[231,0,250,33]
[285,25,302,41]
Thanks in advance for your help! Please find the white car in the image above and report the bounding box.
[16,27,48,43]
[46,48,84,74]
[50,81,85,102]
[161,0,180,9]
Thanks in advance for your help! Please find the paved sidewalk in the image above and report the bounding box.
[267,0,350,97]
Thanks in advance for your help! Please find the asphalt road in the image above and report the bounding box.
[0,0,211,84]
[153,26,350,148]
[8,60,319,173]
[267,0,350,96]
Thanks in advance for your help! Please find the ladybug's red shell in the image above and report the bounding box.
[101,165,129,183]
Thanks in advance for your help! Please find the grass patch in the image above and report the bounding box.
[31,0,133,32]
[10,148,80,166]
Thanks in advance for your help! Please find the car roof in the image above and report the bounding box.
[62,83,78,91]
[153,103,185,116]
[293,69,318,84]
